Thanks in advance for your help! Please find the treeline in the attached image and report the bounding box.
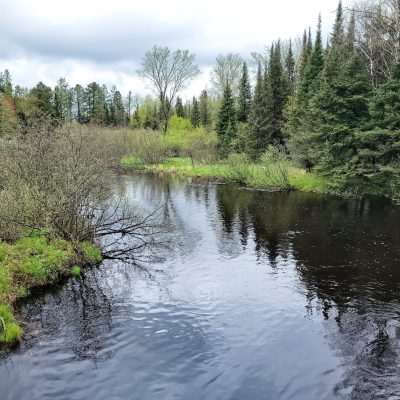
[0,75,131,130]
[216,0,400,197]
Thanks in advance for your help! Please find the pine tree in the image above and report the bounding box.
[199,90,211,128]
[216,84,237,156]
[237,62,252,123]
[175,97,185,118]
[191,96,201,128]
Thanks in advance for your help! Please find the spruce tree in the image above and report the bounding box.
[285,40,296,96]
[351,63,400,195]
[302,15,324,96]
[267,42,287,145]
[191,96,201,128]
[199,90,211,128]
[250,63,269,157]
[216,84,237,156]
[175,97,185,118]
[304,1,371,181]
[237,62,252,123]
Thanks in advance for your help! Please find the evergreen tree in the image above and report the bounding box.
[335,64,400,195]
[304,2,371,179]
[237,62,252,123]
[302,15,324,97]
[112,90,125,126]
[191,96,201,128]
[30,82,54,117]
[175,97,185,118]
[216,84,237,156]
[267,42,287,145]
[199,90,211,128]
[285,40,296,96]
[250,63,269,157]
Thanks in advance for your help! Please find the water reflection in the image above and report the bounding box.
[2,174,400,400]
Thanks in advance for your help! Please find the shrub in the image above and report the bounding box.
[124,129,167,164]
[259,146,290,189]
[225,153,252,184]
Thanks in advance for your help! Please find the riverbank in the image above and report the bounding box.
[0,232,102,347]
[121,156,328,194]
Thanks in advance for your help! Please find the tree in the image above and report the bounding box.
[54,78,72,122]
[250,63,269,157]
[285,40,296,96]
[86,82,107,125]
[199,90,211,128]
[191,96,201,128]
[304,2,371,178]
[0,70,13,96]
[112,89,126,126]
[216,84,236,156]
[175,96,185,118]
[237,62,252,123]
[139,46,199,133]
[211,53,243,97]
[267,42,287,145]
[73,84,88,123]
[30,82,54,117]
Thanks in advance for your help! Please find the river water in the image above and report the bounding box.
[2,174,400,400]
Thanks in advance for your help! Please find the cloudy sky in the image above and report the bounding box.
[0,0,345,98]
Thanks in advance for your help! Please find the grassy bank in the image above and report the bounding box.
[0,232,102,347]
[121,156,328,194]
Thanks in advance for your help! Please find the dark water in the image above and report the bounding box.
[2,174,400,400]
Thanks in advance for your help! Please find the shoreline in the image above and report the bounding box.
[0,233,102,348]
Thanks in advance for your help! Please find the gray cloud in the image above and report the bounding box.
[0,0,342,94]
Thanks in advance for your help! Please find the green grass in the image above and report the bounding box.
[0,233,102,347]
[121,156,328,194]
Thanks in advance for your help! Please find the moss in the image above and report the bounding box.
[80,242,102,264]
[71,265,81,277]
[0,304,22,345]
[0,234,102,346]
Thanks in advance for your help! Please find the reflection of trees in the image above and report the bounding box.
[214,185,400,398]
[19,268,113,360]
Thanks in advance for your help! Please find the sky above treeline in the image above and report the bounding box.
[0,0,346,98]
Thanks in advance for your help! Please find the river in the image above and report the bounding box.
[2,173,400,400]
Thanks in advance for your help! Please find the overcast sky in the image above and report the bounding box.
[0,0,345,98]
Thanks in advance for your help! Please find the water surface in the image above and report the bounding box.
[2,174,400,400]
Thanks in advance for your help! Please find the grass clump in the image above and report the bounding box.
[0,304,22,344]
[80,242,102,264]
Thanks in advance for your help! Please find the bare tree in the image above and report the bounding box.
[211,53,244,98]
[352,0,400,86]
[139,46,200,133]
